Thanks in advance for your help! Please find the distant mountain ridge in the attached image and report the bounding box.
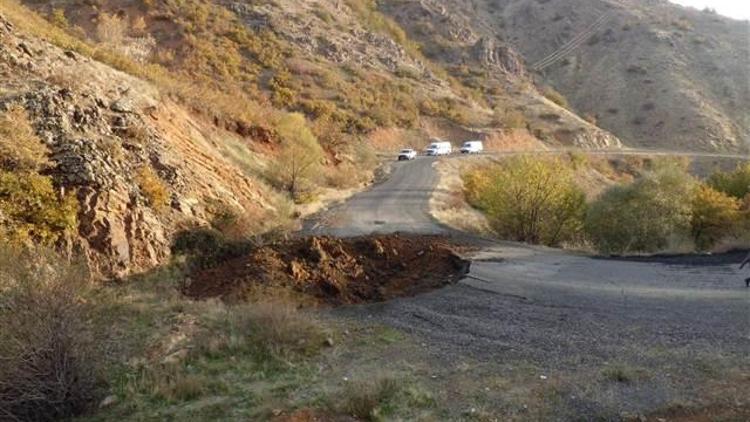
[381,0,750,152]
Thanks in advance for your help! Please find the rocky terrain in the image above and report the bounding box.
[381,0,750,152]
[0,10,282,278]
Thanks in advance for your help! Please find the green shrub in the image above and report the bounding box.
[464,156,586,246]
[0,171,78,245]
[586,160,694,254]
[708,162,750,200]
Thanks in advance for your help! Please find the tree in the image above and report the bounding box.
[690,184,740,251]
[586,160,694,254]
[269,113,324,199]
[464,156,586,246]
[708,162,750,200]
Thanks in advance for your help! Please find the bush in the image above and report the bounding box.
[136,166,169,209]
[464,157,586,246]
[267,113,324,199]
[339,376,401,421]
[96,12,127,45]
[708,162,750,200]
[0,105,49,171]
[586,160,694,254]
[0,171,78,245]
[690,184,741,251]
[0,246,99,421]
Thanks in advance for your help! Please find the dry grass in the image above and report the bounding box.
[0,104,49,171]
[190,301,330,367]
[482,128,545,152]
[430,159,492,236]
[338,375,402,420]
[136,166,169,209]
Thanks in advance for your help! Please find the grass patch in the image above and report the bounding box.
[601,363,649,383]
[335,374,434,421]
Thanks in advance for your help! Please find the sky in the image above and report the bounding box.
[668,0,750,20]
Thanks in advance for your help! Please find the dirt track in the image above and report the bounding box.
[306,154,750,418]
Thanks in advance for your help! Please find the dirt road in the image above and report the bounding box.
[306,152,750,418]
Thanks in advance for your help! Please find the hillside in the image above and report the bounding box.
[381,0,750,152]
[0,6,297,277]
[1,0,747,275]
[19,0,619,148]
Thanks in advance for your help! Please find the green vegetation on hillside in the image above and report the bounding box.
[464,156,750,254]
[0,106,77,245]
[464,156,586,247]
[586,160,694,254]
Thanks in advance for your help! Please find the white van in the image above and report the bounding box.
[460,140,484,154]
[425,141,452,156]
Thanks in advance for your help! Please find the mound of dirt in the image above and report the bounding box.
[184,234,469,305]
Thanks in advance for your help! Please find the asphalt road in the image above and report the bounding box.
[309,152,750,418]
[305,156,446,236]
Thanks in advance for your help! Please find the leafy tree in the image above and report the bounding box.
[690,184,740,251]
[708,162,750,200]
[586,160,694,254]
[269,113,324,199]
[464,156,586,246]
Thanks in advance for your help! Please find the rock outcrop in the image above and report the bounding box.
[0,12,276,278]
[471,37,526,77]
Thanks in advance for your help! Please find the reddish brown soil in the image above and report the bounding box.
[184,234,469,305]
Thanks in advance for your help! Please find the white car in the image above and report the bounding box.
[397,148,417,161]
[425,141,453,156]
[460,140,484,154]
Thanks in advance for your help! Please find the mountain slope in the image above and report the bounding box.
[20,0,620,149]
[0,6,289,277]
[381,0,750,152]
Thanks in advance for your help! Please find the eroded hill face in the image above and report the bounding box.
[0,10,286,278]
[381,0,750,153]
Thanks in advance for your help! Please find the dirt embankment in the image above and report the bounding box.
[184,234,469,305]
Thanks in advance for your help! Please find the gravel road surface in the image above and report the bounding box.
[308,153,750,417]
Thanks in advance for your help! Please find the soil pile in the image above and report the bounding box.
[184,234,469,305]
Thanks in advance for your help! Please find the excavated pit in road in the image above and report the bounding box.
[184,234,470,305]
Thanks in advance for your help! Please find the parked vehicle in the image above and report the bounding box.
[397,148,417,161]
[460,140,484,154]
[425,141,452,156]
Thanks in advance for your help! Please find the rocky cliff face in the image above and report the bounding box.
[0,13,278,278]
